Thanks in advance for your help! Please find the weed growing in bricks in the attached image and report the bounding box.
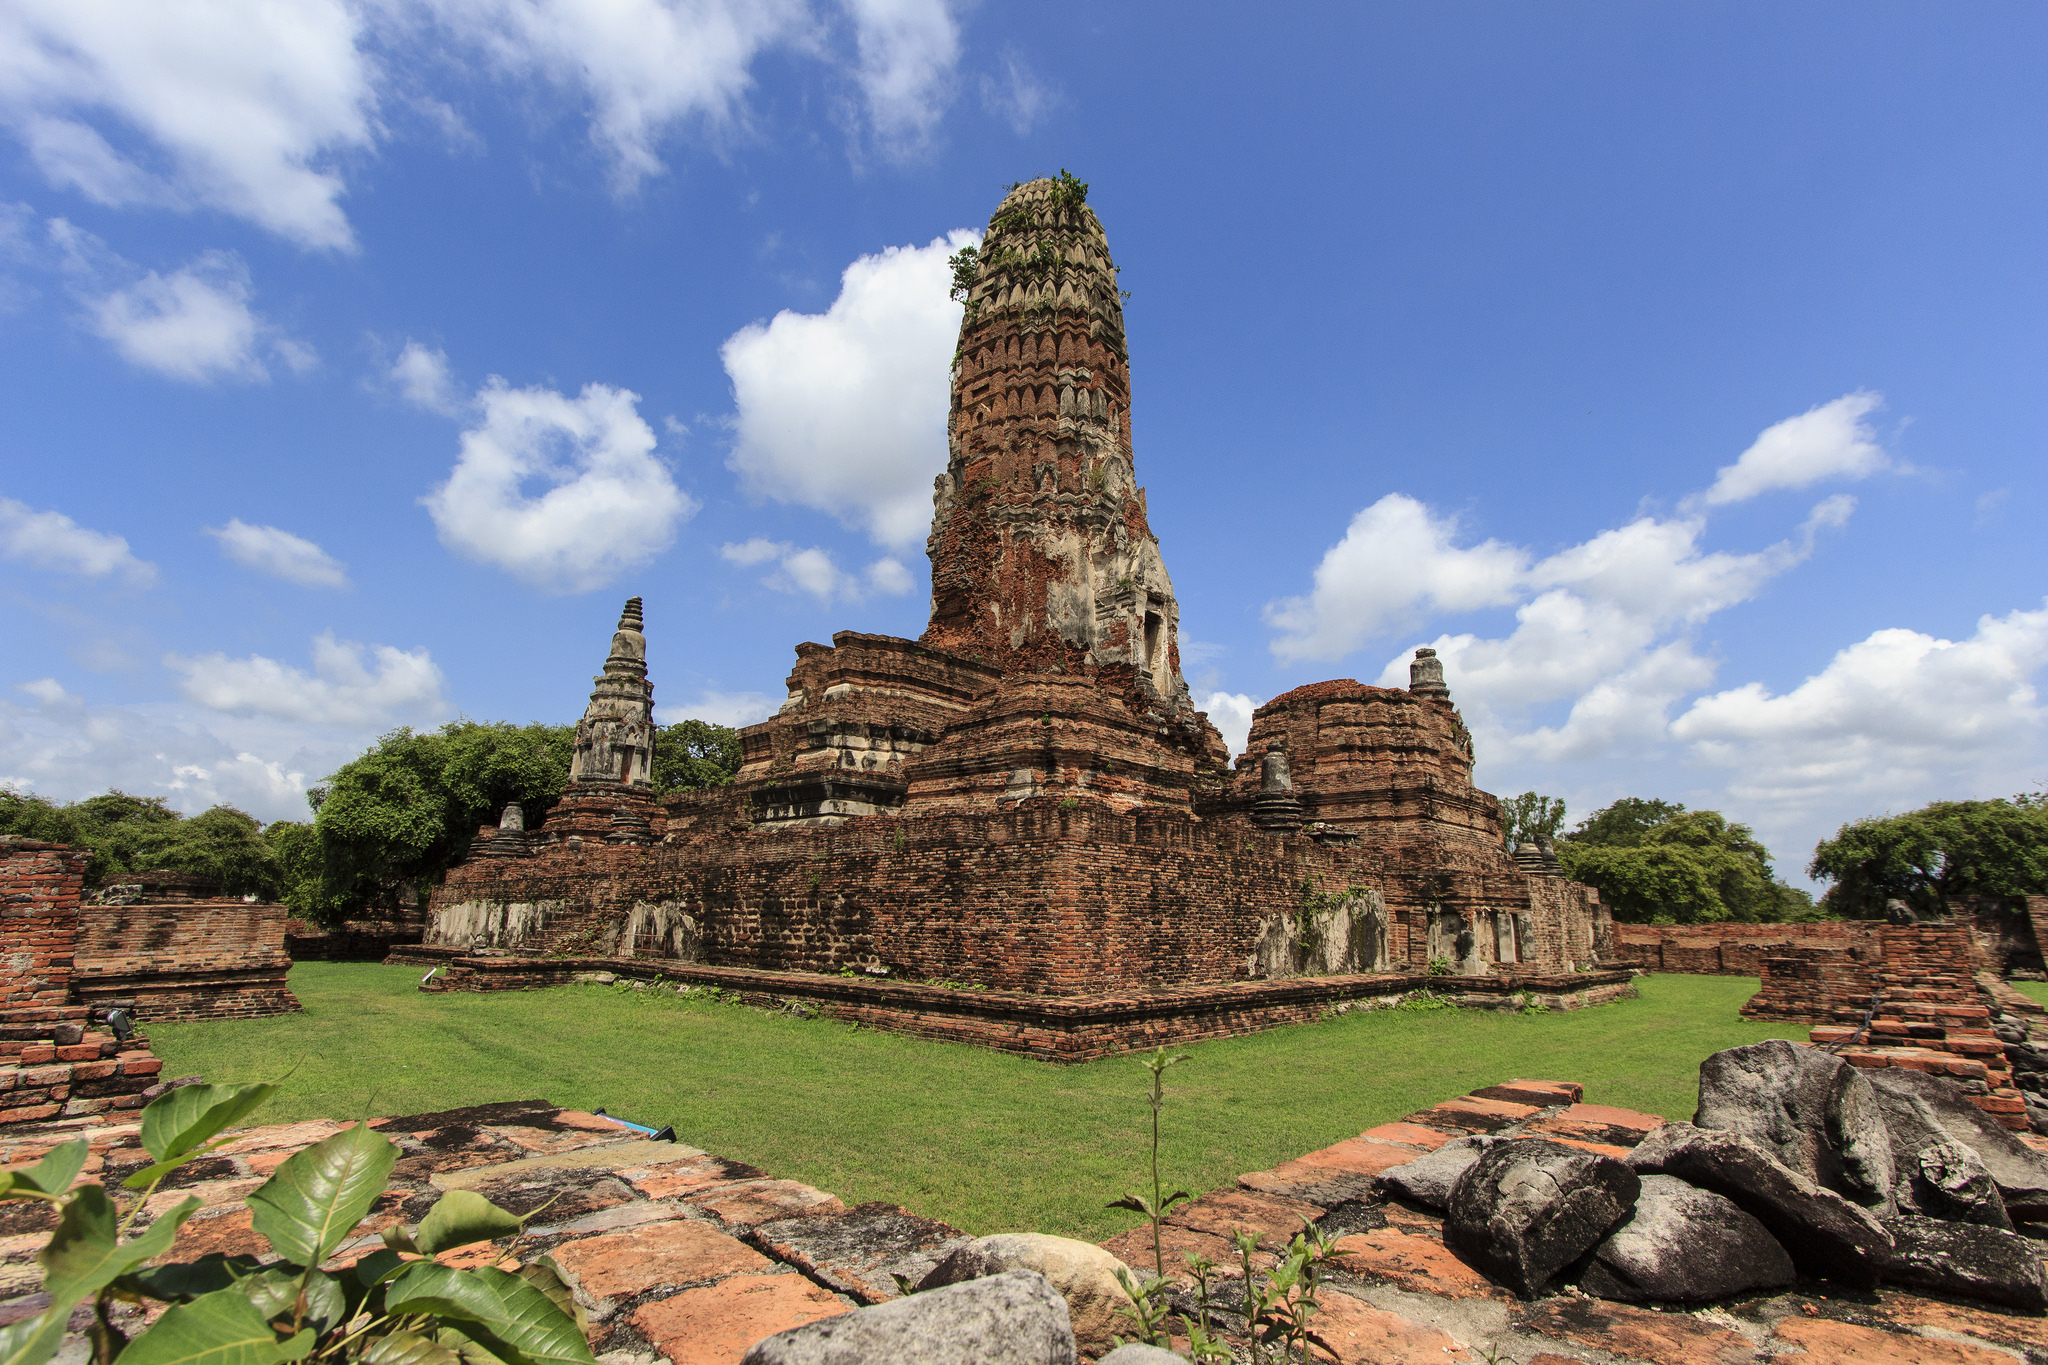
[1108,1047,1191,1346]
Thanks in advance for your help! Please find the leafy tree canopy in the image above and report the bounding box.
[0,788,277,897]
[1499,792,1567,849]
[1557,798,1818,924]
[302,717,741,921]
[1809,797,2048,918]
[1566,797,1689,847]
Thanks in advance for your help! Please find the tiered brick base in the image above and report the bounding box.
[1747,921,2032,1129]
[394,949,1639,1060]
[0,1006,163,1124]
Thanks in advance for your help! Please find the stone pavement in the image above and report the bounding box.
[1,1086,2044,1365]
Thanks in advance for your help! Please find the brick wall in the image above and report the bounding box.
[0,839,165,1125]
[1612,922,1872,975]
[428,800,1606,994]
[74,899,300,1024]
[0,838,87,1007]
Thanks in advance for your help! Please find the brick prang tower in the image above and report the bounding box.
[925,177,1215,757]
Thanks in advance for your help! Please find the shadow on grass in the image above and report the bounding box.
[148,966,1800,1242]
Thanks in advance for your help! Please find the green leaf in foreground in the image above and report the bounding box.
[363,1331,461,1365]
[141,1084,277,1165]
[0,1141,87,1202]
[116,1288,314,1365]
[415,1191,523,1256]
[245,1123,397,1266]
[41,1187,203,1308]
[384,1264,595,1365]
[0,1300,71,1365]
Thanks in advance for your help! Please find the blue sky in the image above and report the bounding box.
[2,2,2044,883]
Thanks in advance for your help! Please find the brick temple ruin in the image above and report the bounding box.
[402,178,1625,1054]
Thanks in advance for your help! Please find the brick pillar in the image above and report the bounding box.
[0,837,87,1006]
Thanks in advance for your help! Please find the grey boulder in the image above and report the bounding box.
[1867,1074,2010,1229]
[1094,1349,1186,1365]
[1694,1041,1894,1207]
[1883,1210,2048,1311]
[1628,1122,1892,1286]
[918,1233,1131,1357]
[739,1269,1076,1365]
[1375,1135,1507,1212]
[1578,1174,1794,1304]
[1443,1137,1639,1299]
[1864,1066,2048,1221]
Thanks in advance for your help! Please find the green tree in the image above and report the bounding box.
[1499,792,1567,849]
[0,789,278,897]
[1809,798,2048,918]
[1557,798,1813,924]
[1565,796,1688,847]
[653,718,744,792]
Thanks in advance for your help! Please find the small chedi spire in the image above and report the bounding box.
[1409,646,1451,701]
[567,596,654,789]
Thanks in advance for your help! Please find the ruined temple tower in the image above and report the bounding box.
[421,176,1611,1021]
[925,177,1202,736]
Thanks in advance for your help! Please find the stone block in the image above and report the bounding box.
[684,1179,845,1228]
[548,1219,771,1317]
[737,1270,1073,1365]
[1329,1228,1502,1298]
[68,1061,116,1082]
[1294,1291,1475,1365]
[632,1273,850,1365]
[753,1203,971,1305]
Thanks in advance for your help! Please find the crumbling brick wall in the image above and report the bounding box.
[0,838,86,1008]
[1613,922,1869,975]
[74,899,299,1023]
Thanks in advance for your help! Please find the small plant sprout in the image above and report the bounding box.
[1107,1047,1193,1284]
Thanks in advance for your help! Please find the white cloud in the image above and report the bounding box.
[389,339,460,413]
[17,678,71,706]
[977,48,1053,135]
[1,1,969,245]
[412,0,813,191]
[842,0,959,154]
[78,247,308,384]
[723,230,975,548]
[423,378,696,592]
[1672,603,2048,817]
[0,0,376,250]
[1197,690,1259,762]
[1265,494,1526,663]
[655,690,777,728]
[167,630,447,728]
[206,519,350,589]
[1697,391,1891,507]
[721,538,915,604]
[0,496,155,584]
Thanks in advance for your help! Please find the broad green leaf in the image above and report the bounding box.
[2,1141,88,1201]
[353,1249,406,1290]
[235,1268,347,1337]
[382,1225,420,1255]
[141,1084,277,1164]
[245,1124,396,1266]
[128,1254,267,1303]
[383,1265,594,1365]
[432,1324,510,1365]
[514,1261,583,1335]
[0,1304,71,1365]
[463,1268,596,1365]
[363,1331,461,1365]
[415,1192,521,1257]
[125,1139,238,1191]
[116,1288,312,1365]
[41,1187,203,1308]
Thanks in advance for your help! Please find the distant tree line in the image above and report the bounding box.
[0,718,742,925]
[1498,787,2048,925]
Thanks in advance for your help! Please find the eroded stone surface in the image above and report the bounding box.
[918,1232,1129,1356]
[1375,1136,1505,1212]
[1695,1040,1894,1205]
[1579,1174,1794,1303]
[737,1270,1074,1365]
[1443,1139,1639,1299]
[755,1203,972,1305]
[1767,1315,2019,1365]
[685,1180,845,1228]
[1304,1291,1472,1365]
[1522,1297,1755,1365]
[549,1220,772,1314]
[1328,1228,1502,1299]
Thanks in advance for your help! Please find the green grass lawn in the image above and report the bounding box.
[2012,980,2048,1008]
[146,966,1802,1243]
